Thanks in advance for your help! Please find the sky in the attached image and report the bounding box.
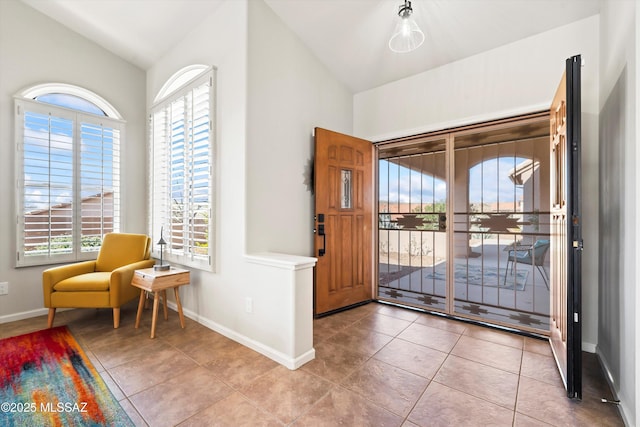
[379,156,527,208]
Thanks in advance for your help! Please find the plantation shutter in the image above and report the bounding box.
[16,99,123,266]
[20,104,75,263]
[79,116,121,251]
[150,69,213,269]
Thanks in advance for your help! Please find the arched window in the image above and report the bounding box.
[15,84,124,266]
[153,64,209,103]
[150,65,215,270]
[20,83,122,119]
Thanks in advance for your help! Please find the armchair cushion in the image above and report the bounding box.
[53,272,111,292]
[95,233,151,272]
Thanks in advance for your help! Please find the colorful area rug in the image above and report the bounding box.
[0,326,133,427]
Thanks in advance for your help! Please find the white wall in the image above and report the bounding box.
[0,0,146,322]
[598,1,637,425]
[354,16,600,351]
[146,0,250,338]
[245,0,353,256]
[146,0,350,366]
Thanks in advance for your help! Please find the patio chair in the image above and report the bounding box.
[504,239,550,289]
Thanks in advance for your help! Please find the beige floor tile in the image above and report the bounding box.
[0,315,49,339]
[354,312,413,336]
[312,322,340,344]
[205,344,279,389]
[409,382,514,427]
[300,340,369,383]
[463,323,525,349]
[327,325,394,357]
[91,335,166,369]
[514,411,553,426]
[313,313,354,331]
[177,329,243,365]
[118,399,148,427]
[516,376,624,426]
[100,370,126,401]
[373,337,447,379]
[324,306,371,325]
[414,312,468,334]
[520,349,563,386]
[523,336,553,356]
[109,347,197,396]
[130,366,232,427]
[434,354,519,409]
[341,358,430,417]
[241,366,333,424]
[451,334,523,373]
[375,304,421,322]
[397,322,461,353]
[293,386,403,426]
[178,392,282,426]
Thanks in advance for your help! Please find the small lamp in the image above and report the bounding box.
[154,227,170,271]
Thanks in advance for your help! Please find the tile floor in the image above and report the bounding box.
[1,301,625,426]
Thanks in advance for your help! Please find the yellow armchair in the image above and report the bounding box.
[43,233,156,328]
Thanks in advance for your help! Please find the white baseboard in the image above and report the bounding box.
[596,347,631,427]
[0,307,50,324]
[582,341,597,353]
[169,301,316,370]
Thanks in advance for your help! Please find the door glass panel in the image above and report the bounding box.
[341,169,352,209]
[378,138,447,311]
[453,128,550,332]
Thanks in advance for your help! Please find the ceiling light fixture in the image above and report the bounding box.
[388,0,425,53]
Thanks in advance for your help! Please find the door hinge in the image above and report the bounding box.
[574,312,579,323]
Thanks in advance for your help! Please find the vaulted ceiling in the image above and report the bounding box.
[20,0,600,93]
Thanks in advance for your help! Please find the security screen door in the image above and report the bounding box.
[549,55,582,399]
[378,135,449,312]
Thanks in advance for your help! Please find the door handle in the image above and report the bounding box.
[317,224,326,256]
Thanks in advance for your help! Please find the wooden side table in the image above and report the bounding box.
[131,267,190,338]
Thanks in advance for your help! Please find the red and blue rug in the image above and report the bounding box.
[0,326,133,426]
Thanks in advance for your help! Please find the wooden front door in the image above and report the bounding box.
[549,55,582,398]
[314,128,374,315]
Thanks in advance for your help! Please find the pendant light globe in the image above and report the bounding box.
[389,0,425,53]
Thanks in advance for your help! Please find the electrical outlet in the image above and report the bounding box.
[0,282,8,296]
[245,297,253,313]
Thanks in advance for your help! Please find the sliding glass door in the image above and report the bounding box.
[377,114,551,334]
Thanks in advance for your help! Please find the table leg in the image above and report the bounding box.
[151,291,159,339]
[174,287,186,328]
[162,290,168,320]
[135,290,145,329]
